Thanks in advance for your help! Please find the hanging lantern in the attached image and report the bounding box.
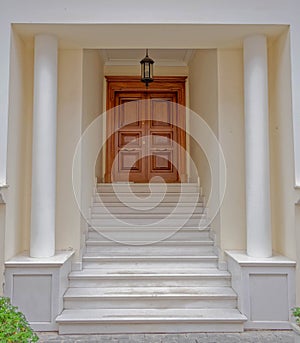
[140,49,154,87]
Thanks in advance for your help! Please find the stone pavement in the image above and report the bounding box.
[38,331,293,343]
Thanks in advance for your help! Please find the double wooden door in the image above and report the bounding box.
[105,77,186,183]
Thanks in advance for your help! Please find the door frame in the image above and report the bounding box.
[105,76,187,183]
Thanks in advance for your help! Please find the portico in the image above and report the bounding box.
[0,0,299,333]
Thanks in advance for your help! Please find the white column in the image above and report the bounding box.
[30,35,58,258]
[244,35,272,258]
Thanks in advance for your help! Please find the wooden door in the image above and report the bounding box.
[105,76,187,183]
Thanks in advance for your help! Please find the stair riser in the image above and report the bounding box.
[88,230,211,241]
[58,322,244,334]
[64,298,237,310]
[90,218,207,227]
[82,260,218,269]
[86,245,214,255]
[96,185,200,193]
[91,207,205,215]
[93,195,202,203]
[69,277,231,288]
[92,202,204,208]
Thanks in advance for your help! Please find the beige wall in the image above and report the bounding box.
[82,50,104,182]
[55,50,83,255]
[268,29,300,301]
[269,30,296,259]
[188,48,246,254]
[188,50,218,196]
[5,30,33,260]
[217,49,246,251]
[80,50,104,256]
[188,50,220,244]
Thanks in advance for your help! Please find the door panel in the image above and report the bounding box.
[113,93,147,182]
[119,98,142,128]
[151,132,173,146]
[151,151,173,171]
[148,93,178,182]
[150,98,173,127]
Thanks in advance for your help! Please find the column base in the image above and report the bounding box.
[226,250,296,329]
[4,250,74,331]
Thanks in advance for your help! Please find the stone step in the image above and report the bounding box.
[63,286,237,309]
[68,269,231,287]
[82,255,218,269]
[89,216,207,227]
[96,183,200,193]
[56,308,247,334]
[90,213,206,219]
[91,205,205,215]
[85,240,214,255]
[92,201,204,208]
[93,193,202,203]
[87,227,211,242]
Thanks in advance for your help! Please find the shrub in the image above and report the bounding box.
[292,307,300,325]
[0,297,38,343]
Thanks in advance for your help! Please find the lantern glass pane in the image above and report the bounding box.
[145,63,150,78]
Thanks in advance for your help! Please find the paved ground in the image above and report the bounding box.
[38,331,294,343]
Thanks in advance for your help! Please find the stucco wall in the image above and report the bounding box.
[55,50,83,254]
[80,50,104,260]
[269,30,296,259]
[188,50,218,195]
[268,29,300,302]
[217,49,246,252]
[188,50,221,245]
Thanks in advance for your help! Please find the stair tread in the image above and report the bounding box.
[83,255,217,260]
[64,286,236,298]
[69,270,230,279]
[85,240,214,245]
[91,214,205,218]
[69,268,230,278]
[92,202,204,207]
[97,183,199,186]
[88,226,210,231]
[56,308,247,323]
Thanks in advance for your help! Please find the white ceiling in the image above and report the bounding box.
[99,49,195,66]
[14,23,287,66]
[14,23,287,51]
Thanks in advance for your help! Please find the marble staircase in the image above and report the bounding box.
[56,183,246,334]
